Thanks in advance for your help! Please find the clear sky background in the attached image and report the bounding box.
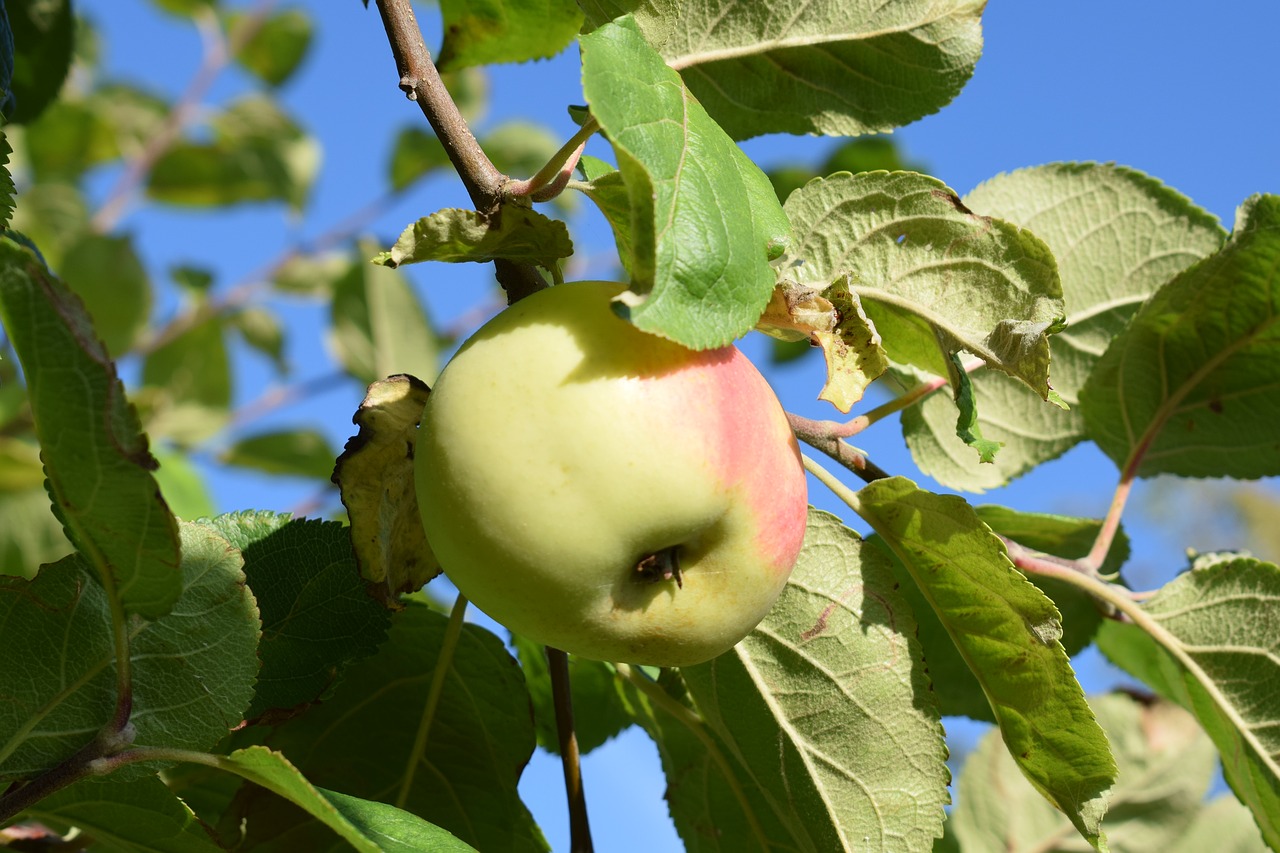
[73,1,1280,849]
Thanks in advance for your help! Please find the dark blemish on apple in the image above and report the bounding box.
[635,547,683,588]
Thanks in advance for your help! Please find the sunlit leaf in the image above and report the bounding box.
[388,126,450,192]
[374,206,571,273]
[1097,555,1280,849]
[230,8,313,87]
[0,238,181,616]
[141,315,233,444]
[221,429,337,480]
[1081,194,1280,479]
[580,17,789,349]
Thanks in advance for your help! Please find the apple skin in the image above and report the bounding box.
[415,281,808,666]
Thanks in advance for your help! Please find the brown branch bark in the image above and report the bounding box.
[547,647,594,853]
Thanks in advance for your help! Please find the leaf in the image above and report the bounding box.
[0,486,73,580]
[438,0,582,70]
[905,163,1229,493]
[1080,194,1280,479]
[570,155,632,275]
[149,0,219,17]
[812,278,889,411]
[1096,556,1280,849]
[330,240,442,385]
[0,522,260,782]
[374,206,571,274]
[21,775,224,852]
[197,513,391,723]
[217,746,478,853]
[1171,795,1273,853]
[332,375,441,607]
[230,305,287,373]
[778,170,1065,396]
[769,135,928,205]
[0,8,13,118]
[511,635,634,756]
[0,238,181,617]
[141,315,233,444]
[580,17,790,349]
[638,0,984,141]
[21,99,117,181]
[56,233,152,356]
[229,603,547,853]
[854,477,1116,849]
[230,8,313,87]
[146,95,320,211]
[945,693,1228,853]
[950,352,1003,463]
[0,131,14,228]
[221,429,338,480]
[271,250,351,296]
[151,445,216,521]
[5,180,89,269]
[678,509,949,851]
[387,126,450,192]
[5,0,74,124]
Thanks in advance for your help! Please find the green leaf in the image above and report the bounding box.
[0,486,73,579]
[778,170,1065,395]
[146,95,320,211]
[0,131,14,227]
[950,351,1003,463]
[1081,194,1280,479]
[5,180,89,269]
[21,99,116,181]
[216,746,478,853]
[570,155,632,276]
[811,278,890,412]
[769,136,927,204]
[1097,556,1280,849]
[6,0,74,124]
[21,775,224,852]
[196,513,391,723]
[580,17,790,349]
[946,693,1226,853]
[141,315,233,444]
[332,376,441,607]
[0,7,14,118]
[149,0,219,17]
[0,522,260,782]
[0,238,181,617]
[330,241,441,385]
[1172,795,1273,853]
[387,126,450,192]
[221,429,338,480]
[621,0,984,140]
[511,635,634,756]
[95,82,171,158]
[271,250,351,296]
[229,603,547,852]
[905,163,1228,493]
[57,233,153,356]
[229,305,287,373]
[678,510,949,850]
[374,206,572,274]
[230,8,313,87]
[151,445,216,521]
[437,0,582,70]
[854,477,1116,849]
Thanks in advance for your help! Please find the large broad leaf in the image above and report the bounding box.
[902,163,1228,492]
[779,171,1064,396]
[215,746,478,853]
[584,0,984,141]
[1097,555,1280,849]
[675,510,949,851]
[853,477,1115,850]
[580,16,790,349]
[438,0,582,70]
[944,693,1257,852]
[20,775,224,852]
[197,513,391,723]
[0,238,181,617]
[229,602,547,852]
[0,523,260,782]
[1081,194,1280,479]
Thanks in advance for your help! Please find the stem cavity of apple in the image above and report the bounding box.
[634,546,684,588]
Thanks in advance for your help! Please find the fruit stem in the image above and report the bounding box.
[395,592,469,810]
[547,647,594,853]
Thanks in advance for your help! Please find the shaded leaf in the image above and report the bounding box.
[437,0,582,70]
[945,693,1227,853]
[570,155,632,276]
[641,0,984,140]
[217,746,477,853]
[141,315,233,444]
[679,509,949,851]
[231,603,546,852]
[57,233,152,356]
[854,477,1115,849]
[374,205,571,274]
[0,522,259,782]
[768,136,928,205]
[1097,556,1280,849]
[332,376,440,607]
[198,513,391,722]
[21,99,116,181]
[387,126,449,192]
[231,8,313,87]
[950,352,1003,463]
[779,170,1064,396]
[271,250,351,297]
[0,485,73,579]
[5,180,89,269]
[151,445,216,521]
[1081,194,1280,479]
[6,0,74,124]
[229,305,286,373]
[580,16,790,349]
[330,240,442,385]
[221,429,337,480]
[0,237,181,617]
[511,635,634,756]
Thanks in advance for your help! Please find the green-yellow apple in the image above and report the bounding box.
[415,281,807,666]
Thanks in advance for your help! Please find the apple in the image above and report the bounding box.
[415,281,808,666]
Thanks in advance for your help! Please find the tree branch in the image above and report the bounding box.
[547,647,593,853]
[787,412,890,484]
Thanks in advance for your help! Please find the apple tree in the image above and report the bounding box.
[1,0,1278,851]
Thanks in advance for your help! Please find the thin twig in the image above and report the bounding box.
[547,647,593,853]
[506,117,599,202]
[787,412,890,484]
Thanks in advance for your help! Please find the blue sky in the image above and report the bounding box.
[75,1,1280,849]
